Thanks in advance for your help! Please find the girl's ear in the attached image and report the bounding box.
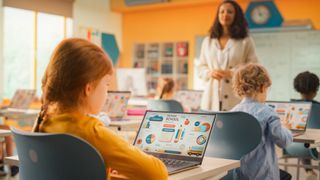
[85,83,93,97]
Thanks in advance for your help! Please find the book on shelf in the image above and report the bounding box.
[176,42,188,57]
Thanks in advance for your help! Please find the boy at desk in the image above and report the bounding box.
[231,63,293,180]
[293,71,319,178]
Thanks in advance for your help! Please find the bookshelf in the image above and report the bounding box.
[133,41,189,95]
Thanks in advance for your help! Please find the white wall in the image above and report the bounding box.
[73,0,122,50]
[0,0,4,98]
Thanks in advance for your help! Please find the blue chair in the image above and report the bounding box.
[206,111,262,160]
[281,101,320,179]
[307,102,320,129]
[147,99,184,112]
[11,128,106,180]
[205,111,262,180]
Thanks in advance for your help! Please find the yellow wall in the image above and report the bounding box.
[119,0,320,87]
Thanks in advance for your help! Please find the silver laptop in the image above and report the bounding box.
[101,91,131,121]
[0,89,36,115]
[134,111,216,174]
[175,90,203,112]
[266,101,312,137]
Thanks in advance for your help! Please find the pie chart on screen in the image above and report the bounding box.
[200,122,211,132]
[196,135,207,145]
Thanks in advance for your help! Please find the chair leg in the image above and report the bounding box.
[284,158,288,171]
[296,159,300,180]
[318,161,320,180]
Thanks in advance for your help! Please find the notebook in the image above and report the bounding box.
[175,90,203,112]
[134,111,216,174]
[101,91,131,121]
[266,101,312,137]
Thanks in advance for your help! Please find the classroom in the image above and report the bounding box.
[0,0,319,179]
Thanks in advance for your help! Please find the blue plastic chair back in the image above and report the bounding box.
[147,100,184,112]
[205,111,262,160]
[307,102,320,129]
[12,128,106,180]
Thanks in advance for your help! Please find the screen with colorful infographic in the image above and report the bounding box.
[175,90,203,112]
[134,112,215,158]
[101,91,131,118]
[266,102,312,131]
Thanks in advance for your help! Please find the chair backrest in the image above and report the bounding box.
[147,99,184,112]
[307,102,320,129]
[12,128,106,180]
[205,111,262,160]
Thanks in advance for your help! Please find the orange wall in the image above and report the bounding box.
[120,0,320,87]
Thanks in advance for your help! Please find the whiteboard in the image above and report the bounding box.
[194,30,320,102]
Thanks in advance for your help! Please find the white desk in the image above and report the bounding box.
[0,108,39,121]
[109,116,143,131]
[4,155,18,166]
[6,156,239,180]
[169,157,239,180]
[0,129,12,137]
[294,129,320,146]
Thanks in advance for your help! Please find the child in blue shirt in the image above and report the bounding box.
[231,63,293,180]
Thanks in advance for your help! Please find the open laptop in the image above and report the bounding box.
[134,111,216,174]
[175,90,203,112]
[266,101,312,137]
[0,89,36,115]
[101,91,131,121]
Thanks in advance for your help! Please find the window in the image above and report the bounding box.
[3,7,73,98]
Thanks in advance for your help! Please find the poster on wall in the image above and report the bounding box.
[79,27,101,46]
[79,27,120,65]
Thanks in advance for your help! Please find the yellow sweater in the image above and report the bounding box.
[38,112,168,180]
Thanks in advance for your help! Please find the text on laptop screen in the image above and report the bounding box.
[102,92,130,118]
[266,102,312,131]
[175,90,203,112]
[135,112,215,158]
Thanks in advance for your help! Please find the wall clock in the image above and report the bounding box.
[245,1,283,29]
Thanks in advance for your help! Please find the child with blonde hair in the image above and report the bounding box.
[32,38,167,179]
[232,63,293,180]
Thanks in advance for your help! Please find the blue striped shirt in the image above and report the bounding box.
[231,98,293,180]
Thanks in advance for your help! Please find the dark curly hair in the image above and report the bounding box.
[209,0,248,39]
[294,71,319,95]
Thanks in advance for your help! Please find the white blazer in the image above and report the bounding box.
[197,36,258,111]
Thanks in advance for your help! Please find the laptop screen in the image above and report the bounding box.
[101,91,131,118]
[175,90,203,112]
[134,111,215,158]
[266,101,312,131]
[10,89,36,109]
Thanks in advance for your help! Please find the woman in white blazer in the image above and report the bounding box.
[198,0,258,111]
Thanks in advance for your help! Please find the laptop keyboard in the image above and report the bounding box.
[159,158,195,168]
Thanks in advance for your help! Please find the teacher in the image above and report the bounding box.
[198,0,258,111]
